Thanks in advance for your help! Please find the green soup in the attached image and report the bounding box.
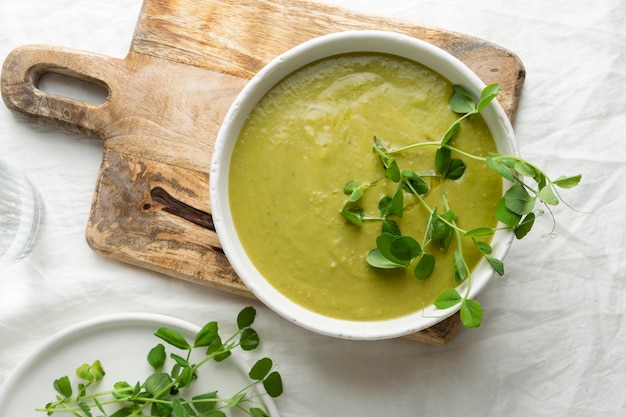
[229,53,501,321]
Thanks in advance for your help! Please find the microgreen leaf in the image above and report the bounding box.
[495,197,521,227]
[402,170,429,195]
[382,219,401,236]
[340,207,365,226]
[538,185,559,205]
[191,392,218,414]
[240,328,260,351]
[453,249,468,284]
[486,257,505,275]
[475,241,492,255]
[514,212,536,239]
[237,306,256,329]
[434,289,462,309]
[263,371,284,398]
[155,328,191,350]
[513,160,537,178]
[250,408,270,417]
[144,372,172,397]
[194,321,219,348]
[386,159,402,182]
[343,180,358,195]
[414,254,435,280]
[553,174,582,189]
[486,157,516,182]
[378,196,393,217]
[366,249,406,269]
[391,184,404,218]
[78,402,93,417]
[449,85,476,114]
[374,233,420,268]
[477,83,501,111]
[460,299,483,328]
[504,184,536,216]
[53,376,72,398]
[441,120,461,145]
[148,344,166,371]
[249,358,273,381]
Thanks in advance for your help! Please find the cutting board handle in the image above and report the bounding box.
[1,45,121,138]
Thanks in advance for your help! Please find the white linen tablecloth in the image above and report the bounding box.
[1,1,624,416]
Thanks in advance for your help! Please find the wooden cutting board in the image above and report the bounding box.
[1,0,524,344]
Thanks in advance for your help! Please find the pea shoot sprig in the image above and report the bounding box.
[340,84,581,329]
[38,307,283,417]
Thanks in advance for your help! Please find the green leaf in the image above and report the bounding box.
[449,85,476,114]
[225,392,246,409]
[109,407,133,417]
[434,148,465,179]
[477,83,501,111]
[465,227,494,237]
[391,183,404,218]
[237,306,256,330]
[453,249,467,284]
[504,184,536,215]
[250,408,270,417]
[414,254,435,280]
[475,241,492,255]
[538,185,559,205]
[460,299,483,328]
[207,335,231,362]
[192,392,217,414]
[402,170,429,195]
[375,233,420,267]
[172,398,188,417]
[263,371,284,398]
[435,147,451,176]
[76,360,105,382]
[192,392,218,414]
[249,358,273,381]
[487,257,505,275]
[378,196,393,217]
[494,197,521,227]
[340,207,365,226]
[515,212,536,239]
[144,372,172,397]
[365,249,405,269]
[441,121,461,145]
[153,403,174,417]
[445,158,466,180]
[53,376,72,398]
[486,157,516,182]
[553,174,582,189]
[389,235,422,262]
[94,398,106,416]
[78,401,93,417]
[148,344,166,371]
[386,159,401,182]
[343,180,358,195]
[155,328,191,350]
[113,381,133,400]
[513,160,537,178]
[434,289,462,309]
[428,208,454,245]
[240,328,260,351]
[382,219,401,236]
[194,321,219,348]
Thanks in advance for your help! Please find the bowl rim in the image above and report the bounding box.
[210,30,518,340]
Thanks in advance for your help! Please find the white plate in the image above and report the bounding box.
[0,313,280,417]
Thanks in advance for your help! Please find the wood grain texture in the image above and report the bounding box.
[0,0,525,344]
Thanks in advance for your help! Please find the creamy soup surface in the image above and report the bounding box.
[229,53,502,321]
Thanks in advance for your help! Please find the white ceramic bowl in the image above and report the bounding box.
[210,30,517,340]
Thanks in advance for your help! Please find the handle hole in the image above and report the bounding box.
[37,72,109,105]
